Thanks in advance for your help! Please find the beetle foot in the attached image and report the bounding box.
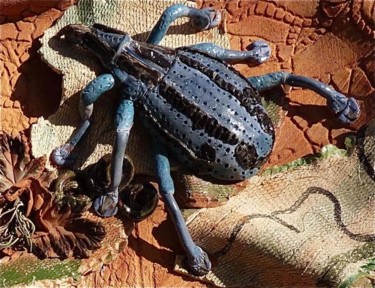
[93,190,119,218]
[184,246,212,276]
[51,143,76,166]
[328,93,360,124]
[192,8,221,31]
[336,97,360,124]
[246,40,271,63]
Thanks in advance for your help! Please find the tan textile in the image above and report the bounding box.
[178,123,375,287]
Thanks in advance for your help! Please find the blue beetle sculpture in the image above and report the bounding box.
[51,4,360,276]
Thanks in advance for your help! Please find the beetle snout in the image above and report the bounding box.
[56,24,91,45]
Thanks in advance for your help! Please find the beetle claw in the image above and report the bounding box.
[193,8,222,31]
[336,97,360,124]
[247,40,271,63]
[51,143,76,167]
[93,191,119,218]
[327,91,360,124]
[184,246,212,276]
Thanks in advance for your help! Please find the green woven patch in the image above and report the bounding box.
[339,258,375,288]
[0,256,80,287]
[262,144,348,176]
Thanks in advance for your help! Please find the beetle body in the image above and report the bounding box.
[54,6,359,274]
[111,36,274,181]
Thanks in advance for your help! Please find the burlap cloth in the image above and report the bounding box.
[179,132,375,287]
[30,0,374,287]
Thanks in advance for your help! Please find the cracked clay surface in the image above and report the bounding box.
[0,0,76,136]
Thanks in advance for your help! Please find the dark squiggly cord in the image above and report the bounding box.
[212,186,375,258]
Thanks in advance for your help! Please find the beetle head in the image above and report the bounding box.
[57,24,92,46]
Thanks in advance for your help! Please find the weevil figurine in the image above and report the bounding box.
[51,4,360,276]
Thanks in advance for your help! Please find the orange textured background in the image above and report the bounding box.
[0,0,374,287]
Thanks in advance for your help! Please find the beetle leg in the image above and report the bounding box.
[147,4,221,45]
[247,71,360,124]
[51,74,115,166]
[189,40,271,64]
[93,99,134,218]
[153,144,212,276]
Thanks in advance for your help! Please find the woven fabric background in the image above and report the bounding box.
[182,130,375,286]
[27,0,374,287]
